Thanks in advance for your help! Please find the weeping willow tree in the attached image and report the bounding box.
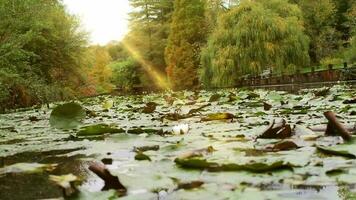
[200,0,310,88]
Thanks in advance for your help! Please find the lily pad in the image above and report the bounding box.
[317,138,356,158]
[175,157,293,172]
[49,102,86,129]
[201,113,234,121]
[77,124,124,136]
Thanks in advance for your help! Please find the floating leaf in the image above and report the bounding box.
[102,99,114,110]
[50,174,81,196]
[77,124,124,136]
[50,102,86,129]
[270,140,298,151]
[142,102,158,113]
[134,145,160,152]
[175,157,292,173]
[317,138,356,158]
[0,163,57,174]
[68,189,118,200]
[127,128,161,135]
[135,152,151,161]
[177,181,204,190]
[201,113,234,121]
[209,94,221,102]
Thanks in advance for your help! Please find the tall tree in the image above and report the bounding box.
[165,0,207,90]
[200,0,310,88]
[292,0,338,64]
[125,0,174,73]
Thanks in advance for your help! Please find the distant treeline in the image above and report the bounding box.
[114,0,355,90]
[0,0,355,110]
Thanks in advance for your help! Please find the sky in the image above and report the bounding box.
[63,0,131,45]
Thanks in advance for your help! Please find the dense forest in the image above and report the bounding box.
[0,0,355,110]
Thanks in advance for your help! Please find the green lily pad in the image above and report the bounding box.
[317,138,356,158]
[77,124,124,136]
[68,188,118,200]
[102,99,114,110]
[175,157,293,172]
[201,113,234,121]
[50,102,86,129]
[135,152,151,161]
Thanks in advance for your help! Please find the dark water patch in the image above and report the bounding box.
[0,173,62,200]
[0,147,84,167]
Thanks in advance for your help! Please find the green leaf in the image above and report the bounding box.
[317,138,356,158]
[135,152,151,161]
[77,124,124,136]
[175,157,293,173]
[50,102,86,129]
[102,99,114,110]
[201,113,234,121]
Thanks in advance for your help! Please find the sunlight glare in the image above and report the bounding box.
[63,0,130,45]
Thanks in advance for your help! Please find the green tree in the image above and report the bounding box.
[165,0,207,90]
[345,3,356,63]
[292,0,338,64]
[110,58,141,91]
[0,0,88,109]
[200,0,310,88]
[125,0,174,73]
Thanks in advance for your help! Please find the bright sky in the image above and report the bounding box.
[63,0,131,45]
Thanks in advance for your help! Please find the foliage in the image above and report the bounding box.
[110,58,141,90]
[165,0,207,90]
[200,0,310,88]
[344,3,356,63]
[293,0,338,64]
[124,0,174,80]
[0,0,89,110]
[85,46,114,94]
[105,41,129,61]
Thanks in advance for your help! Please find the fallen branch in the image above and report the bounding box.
[89,162,127,195]
[324,111,352,141]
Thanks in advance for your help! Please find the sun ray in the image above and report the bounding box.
[121,40,170,90]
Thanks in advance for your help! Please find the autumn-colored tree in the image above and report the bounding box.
[200,0,310,88]
[165,0,207,90]
[85,46,114,94]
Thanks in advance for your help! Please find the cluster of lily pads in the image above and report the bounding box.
[0,85,355,199]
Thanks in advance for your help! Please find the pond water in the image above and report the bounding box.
[0,84,355,200]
